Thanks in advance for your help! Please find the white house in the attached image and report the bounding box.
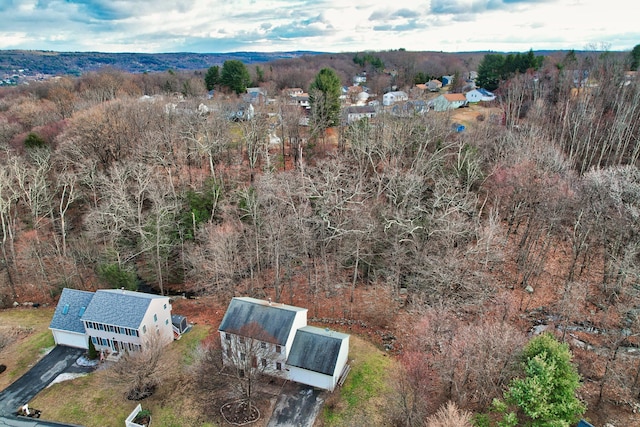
[382,91,408,106]
[49,288,174,353]
[344,105,377,124]
[219,297,350,391]
[465,88,496,103]
[431,93,468,111]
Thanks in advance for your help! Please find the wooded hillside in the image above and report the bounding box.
[1,48,639,425]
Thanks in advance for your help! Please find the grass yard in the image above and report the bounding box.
[2,304,396,427]
[320,335,394,427]
[0,306,56,389]
[30,324,216,427]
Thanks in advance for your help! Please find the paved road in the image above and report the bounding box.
[0,346,86,426]
[267,385,325,427]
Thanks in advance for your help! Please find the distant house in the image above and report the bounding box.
[227,103,255,121]
[244,87,267,105]
[353,74,367,85]
[285,88,304,97]
[49,288,174,353]
[382,90,408,106]
[432,93,468,111]
[465,88,496,103]
[441,75,455,86]
[219,297,350,391]
[391,100,429,117]
[428,79,443,92]
[344,105,377,124]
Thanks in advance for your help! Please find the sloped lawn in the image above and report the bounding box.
[321,335,394,426]
[30,324,216,427]
[0,307,55,390]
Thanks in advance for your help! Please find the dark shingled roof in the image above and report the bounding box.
[81,289,167,329]
[49,288,95,333]
[218,297,305,345]
[287,326,349,375]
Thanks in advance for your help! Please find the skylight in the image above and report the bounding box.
[62,304,69,315]
[78,306,86,317]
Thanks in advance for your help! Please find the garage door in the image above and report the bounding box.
[51,329,88,349]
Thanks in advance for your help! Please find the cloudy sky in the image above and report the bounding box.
[1,0,637,53]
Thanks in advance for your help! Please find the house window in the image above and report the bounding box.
[240,352,246,362]
[91,336,97,345]
[276,362,282,371]
[142,325,147,334]
[239,336,245,344]
[225,333,231,341]
[275,345,282,354]
[165,319,169,325]
[239,369,245,378]
[164,303,167,310]
[260,342,267,349]
[261,358,267,368]
[98,324,104,331]
[154,314,157,322]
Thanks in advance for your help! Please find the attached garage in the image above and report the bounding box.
[50,328,88,349]
[48,288,94,349]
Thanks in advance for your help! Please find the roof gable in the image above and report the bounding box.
[81,289,165,329]
[49,288,95,333]
[219,297,305,345]
[287,326,348,375]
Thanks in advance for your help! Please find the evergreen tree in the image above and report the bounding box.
[309,67,342,132]
[630,44,640,71]
[205,65,220,91]
[494,333,585,427]
[220,60,251,94]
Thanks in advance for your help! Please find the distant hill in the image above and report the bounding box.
[0,50,325,76]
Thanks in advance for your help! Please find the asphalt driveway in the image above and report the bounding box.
[267,384,325,427]
[0,345,85,418]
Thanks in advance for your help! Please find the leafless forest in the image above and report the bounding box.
[1,49,640,424]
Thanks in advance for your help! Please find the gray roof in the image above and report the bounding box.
[218,297,306,345]
[49,288,95,333]
[81,289,167,329]
[287,326,349,375]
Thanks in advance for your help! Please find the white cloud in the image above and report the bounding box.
[0,0,637,52]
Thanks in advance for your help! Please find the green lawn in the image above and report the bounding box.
[2,306,394,427]
[0,307,56,387]
[321,336,394,426]
[30,324,216,427]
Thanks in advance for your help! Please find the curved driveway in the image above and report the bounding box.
[0,345,85,426]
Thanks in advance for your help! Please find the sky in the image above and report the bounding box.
[0,0,638,54]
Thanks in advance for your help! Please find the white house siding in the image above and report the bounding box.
[287,366,335,391]
[466,90,483,103]
[141,298,174,347]
[51,329,88,349]
[87,323,143,353]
